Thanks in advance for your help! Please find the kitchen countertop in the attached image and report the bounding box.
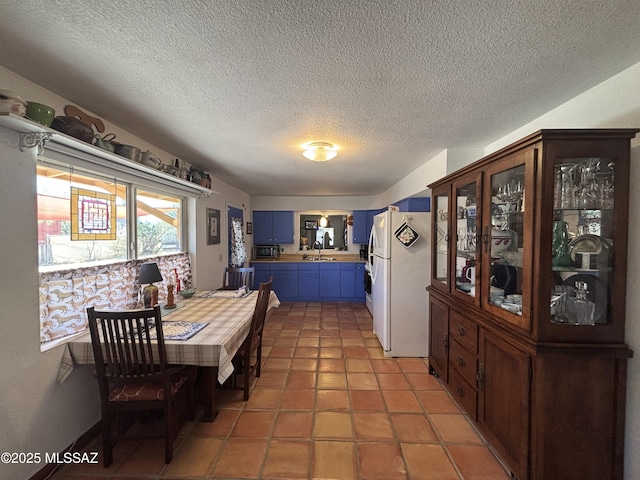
[251,253,366,263]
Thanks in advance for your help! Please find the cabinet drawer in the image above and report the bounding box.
[449,310,478,353]
[448,367,477,420]
[449,338,477,388]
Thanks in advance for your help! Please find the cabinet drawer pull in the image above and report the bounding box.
[457,324,466,336]
[477,363,485,390]
[457,356,466,366]
[457,386,466,397]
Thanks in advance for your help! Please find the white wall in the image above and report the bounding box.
[0,66,250,479]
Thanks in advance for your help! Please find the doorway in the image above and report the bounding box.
[227,205,244,265]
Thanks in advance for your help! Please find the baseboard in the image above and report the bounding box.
[29,421,101,480]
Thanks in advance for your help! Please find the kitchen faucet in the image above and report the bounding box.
[312,240,322,260]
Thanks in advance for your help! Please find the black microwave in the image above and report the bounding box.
[254,245,280,259]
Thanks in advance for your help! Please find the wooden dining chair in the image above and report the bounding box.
[86,306,195,467]
[222,266,255,290]
[231,277,273,400]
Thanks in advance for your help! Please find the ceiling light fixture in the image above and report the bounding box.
[320,213,328,227]
[302,142,337,162]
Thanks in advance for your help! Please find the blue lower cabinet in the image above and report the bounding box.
[251,262,365,302]
[270,263,298,301]
[252,263,271,289]
[298,263,319,300]
[340,263,356,298]
[319,263,341,298]
[355,263,366,299]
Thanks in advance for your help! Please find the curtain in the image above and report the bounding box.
[39,252,191,343]
[230,217,247,267]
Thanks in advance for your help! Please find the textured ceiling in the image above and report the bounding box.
[1,0,640,196]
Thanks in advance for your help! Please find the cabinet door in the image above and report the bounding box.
[253,211,274,244]
[428,296,449,381]
[319,264,341,298]
[541,138,633,344]
[340,264,356,298]
[452,172,482,306]
[480,148,536,331]
[271,264,298,300]
[478,329,530,480]
[352,210,368,244]
[430,184,451,294]
[273,211,294,244]
[299,264,319,299]
[355,263,366,299]
[251,263,271,289]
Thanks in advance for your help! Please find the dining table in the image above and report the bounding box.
[57,289,280,421]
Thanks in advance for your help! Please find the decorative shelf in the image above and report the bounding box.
[0,113,216,197]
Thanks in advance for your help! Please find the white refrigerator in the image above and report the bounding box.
[368,210,430,357]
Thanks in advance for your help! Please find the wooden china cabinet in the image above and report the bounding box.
[427,129,637,480]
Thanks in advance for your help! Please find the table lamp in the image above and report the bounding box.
[138,262,163,308]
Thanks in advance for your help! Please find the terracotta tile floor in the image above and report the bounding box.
[50,302,510,480]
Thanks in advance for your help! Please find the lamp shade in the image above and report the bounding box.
[138,262,163,284]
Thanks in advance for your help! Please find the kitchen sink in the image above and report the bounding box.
[304,257,337,261]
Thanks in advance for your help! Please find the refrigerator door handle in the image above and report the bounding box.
[368,226,376,282]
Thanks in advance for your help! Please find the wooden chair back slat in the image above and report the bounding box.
[223,267,255,290]
[249,277,272,342]
[87,306,167,384]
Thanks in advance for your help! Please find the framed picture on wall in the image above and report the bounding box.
[305,220,318,230]
[246,222,252,234]
[206,208,220,245]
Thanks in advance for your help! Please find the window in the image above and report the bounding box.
[37,164,128,268]
[37,164,186,268]
[136,189,182,258]
[37,162,189,348]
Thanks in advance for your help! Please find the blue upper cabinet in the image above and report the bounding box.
[272,211,294,244]
[253,211,294,244]
[352,210,368,244]
[253,211,273,244]
[394,197,431,212]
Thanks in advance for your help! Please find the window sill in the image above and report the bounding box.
[41,329,86,353]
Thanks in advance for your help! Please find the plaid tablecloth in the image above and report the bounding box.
[57,291,280,384]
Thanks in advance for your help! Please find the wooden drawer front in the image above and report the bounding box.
[448,367,478,420]
[449,310,478,353]
[449,338,477,388]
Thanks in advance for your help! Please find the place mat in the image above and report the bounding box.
[149,321,209,341]
[160,302,185,316]
[199,289,252,299]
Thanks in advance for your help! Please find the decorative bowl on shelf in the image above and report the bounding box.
[0,89,27,116]
[490,228,513,254]
[25,102,55,127]
[179,288,197,298]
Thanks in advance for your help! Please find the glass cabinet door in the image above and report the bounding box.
[481,151,533,331]
[550,157,615,326]
[453,175,481,304]
[431,186,450,293]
